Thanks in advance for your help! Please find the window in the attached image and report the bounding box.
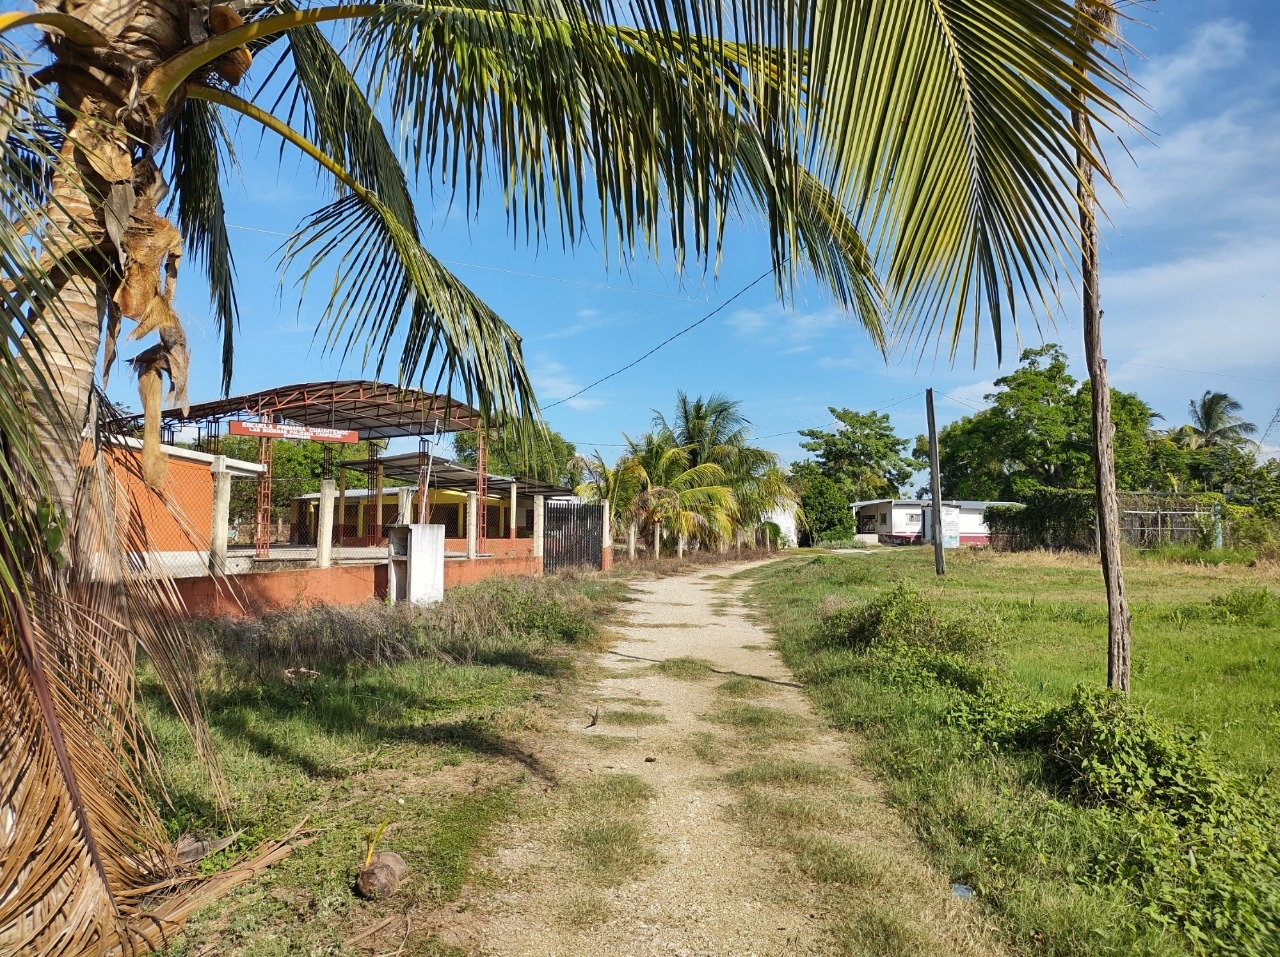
[880,512,888,525]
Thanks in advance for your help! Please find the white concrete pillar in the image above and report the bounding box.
[466,491,478,559]
[602,500,612,548]
[628,522,637,561]
[532,495,545,558]
[677,532,686,559]
[397,487,413,525]
[509,482,518,539]
[209,455,230,576]
[316,478,335,568]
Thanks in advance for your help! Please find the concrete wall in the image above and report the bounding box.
[444,555,542,588]
[174,564,389,617]
[444,537,534,558]
[174,554,545,617]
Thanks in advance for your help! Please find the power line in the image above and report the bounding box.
[1111,360,1280,386]
[544,263,779,409]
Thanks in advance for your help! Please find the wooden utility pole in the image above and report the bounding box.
[1075,0,1131,694]
[926,389,945,576]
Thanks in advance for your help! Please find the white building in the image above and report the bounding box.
[922,500,1019,546]
[852,499,925,545]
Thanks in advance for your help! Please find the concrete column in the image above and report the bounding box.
[397,487,413,525]
[509,482,518,539]
[628,522,637,561]
[208,455,230,576]
[532,495,544,558]
[677,533,686,559]
[316,478,335,568]
[466,491,478,559]
[601,500,612,571]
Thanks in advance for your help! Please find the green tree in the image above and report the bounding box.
[795,409,918,501]
[657,391,797,546]
[0,1,1133,948]
[798,475,855,543]
[626,431,734,558]
[453,426,581,488]
[935,345,1158,501]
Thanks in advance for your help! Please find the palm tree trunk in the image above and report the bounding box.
[1074,1,1131,693]
[677,533,685,559]
[653,524,661,560]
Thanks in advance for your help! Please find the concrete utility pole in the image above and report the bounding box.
[926,389,945,576]
[316,478,335,568]
[209,455,230,575]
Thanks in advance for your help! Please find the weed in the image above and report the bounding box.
[725,760,841,789]
[714,675,772,699]
[653,656,715,680]
[603,708,667,727]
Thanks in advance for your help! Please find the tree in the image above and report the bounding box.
[656,391,797,547]
[0,1,1131,949]
[454,426,581,488]
[798,475,855,543]
[934,345,1158,501]
[626,430,734,558]
[1186,391,1258,448]
[795,409,918,501]
[575,452,645,557]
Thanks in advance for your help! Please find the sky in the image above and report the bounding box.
[103,0,1280,474]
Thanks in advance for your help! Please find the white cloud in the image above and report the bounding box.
[1136,19,1248,115]
[531,358,604,411]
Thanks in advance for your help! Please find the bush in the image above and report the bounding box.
[819,582,997,658]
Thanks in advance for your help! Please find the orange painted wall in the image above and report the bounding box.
[444,537,534,558]
[174,564,388,617]
[105,446,213,552]
[444,555,542,588]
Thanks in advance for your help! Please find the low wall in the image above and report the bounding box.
[175,564,388,617]
[174,555,544,617]
[444,537,535,558]
[444,554,542,588]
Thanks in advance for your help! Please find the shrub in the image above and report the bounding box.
[819,582,997,658]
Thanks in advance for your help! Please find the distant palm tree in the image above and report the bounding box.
[1187,391,1258,448]
[627,431,734,559]
[575,453,645,558]
[657,391,798,549]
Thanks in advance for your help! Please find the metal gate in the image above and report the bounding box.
[543,501,604,572]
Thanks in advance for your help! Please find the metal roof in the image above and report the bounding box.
[340,451,573,498]
[156,380,483,440]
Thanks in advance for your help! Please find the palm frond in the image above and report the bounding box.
[804,0,1132,360]
[168,97,240,394]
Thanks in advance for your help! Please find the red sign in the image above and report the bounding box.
[228,420,359,443]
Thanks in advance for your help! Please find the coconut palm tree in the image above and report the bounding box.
[1187,391,1258,448]
[575,451,644,559]
[657,391,798,549]
[0,1,1129,950]
[627,430,734,559]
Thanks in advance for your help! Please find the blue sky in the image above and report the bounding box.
[107,1,1280,473]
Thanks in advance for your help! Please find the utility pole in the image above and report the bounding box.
[926,389,945,576]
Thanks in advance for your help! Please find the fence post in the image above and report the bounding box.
[396,487,413,525]
[601,500,612,571]
[317,478,335,568]
[209,455,230,576]
[509,482,518,539]
[532,495,545,563]
[466,491,478,559]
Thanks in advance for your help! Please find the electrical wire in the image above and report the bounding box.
[543,263,778,409]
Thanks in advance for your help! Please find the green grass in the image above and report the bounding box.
[150,575,626,956]
[707,703,807,742]
[739,550,1280,957]
[714,675,773,698]
[747,549,1280,779]
[603,707,668,727]
[559,773,659,884]
[652,656,715,679]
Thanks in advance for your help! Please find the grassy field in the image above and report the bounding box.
[756,548,1279,781]
[740,548,1280,957]
[147,575,627,957]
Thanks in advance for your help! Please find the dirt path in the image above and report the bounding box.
[435,562,1010,957]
